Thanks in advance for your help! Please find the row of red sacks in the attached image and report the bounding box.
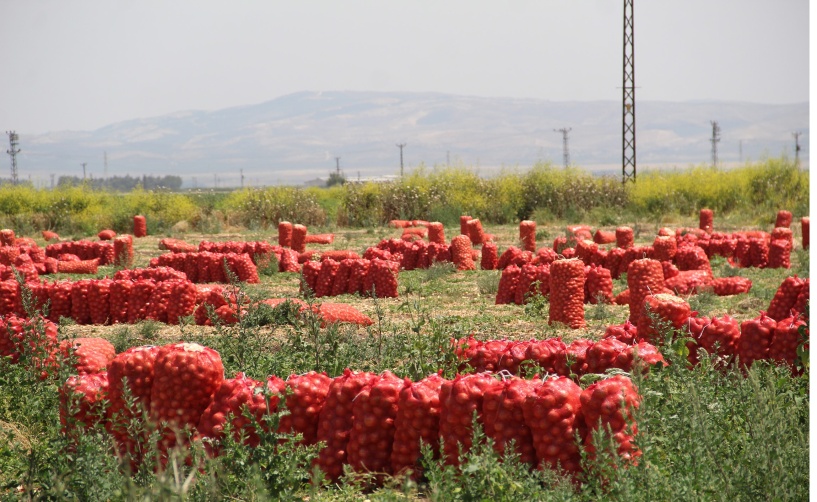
[0,268,374,328]
[496,260,753,307]
[36,336,642,481]
[150,252,261,284]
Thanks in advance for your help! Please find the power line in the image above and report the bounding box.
[6,131,20,184]
[396,143,406,176]
[554,128,572,168]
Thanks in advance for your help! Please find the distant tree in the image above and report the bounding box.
[326,171,346,187]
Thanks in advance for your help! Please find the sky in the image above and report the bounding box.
[0,0,810,135]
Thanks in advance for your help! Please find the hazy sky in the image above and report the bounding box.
[0,0,810,134]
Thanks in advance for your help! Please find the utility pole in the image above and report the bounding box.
[396,143,406,176]
[50,173,55,189]
[335,157,341,175]
[554,128,571,168]
[240,169,245,188]
[622,0,636,183]
[793,132,802,167]
[81,162,87,180]
[6,131,20,185]
[710,121,720,167]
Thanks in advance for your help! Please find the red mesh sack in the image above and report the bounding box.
[519,220,537,252]
[291,224,307,253]
[459,215,472,235]
[278,221,293,247]
[768,316,807,372]
[127,279,156,324]
[98,229,116,241]
[465,219,485,245]
[70,279,93,325]
[585,264,613,304]
[330,259,354,296]
[61,337,116,375]
[801,217,809,249]
[737,313,778,369]
[314,259,340,297]
[711,276,752,296]
[767,276,807,321]
[482,376,541,466]
[439,373,496,466]
[699,208,714,233]
[108,280,132,324]
[314,303,373,327]
[626,258,665,326]
[604,320,639,344]
[664,269,713,295]
[454,336,510,373]
[566,339,594,376]
[60,372,109,434]
[586,338,631,373]
[46,280,72,322]
[580,375,641,463]
[767,239,792,269]
[106,345,159,468]
[346,259,370,295]
[167,280,198,325]
[450,235,475,271]
[525,338,568,375]
[391,373,445,478]
[133,215,147,238]
[523,376,585,474]
[616,227,634,249]
[496,340,533,375]
[197,373,286,453]
[150,342,224,452]
[549,258,586,329]
[495,265,521,305]
[636,293,693,344]
[427,222,446,244]
[594,229,616,245]
[58,259,99,275]
[315,369,378,481]
[775,210,793,228]
[347,371,406,475]
[367,259,399,298]
[514,263,541,305]
[480,242,498,270]
[300,260,322,296]
[114,235,134,268]
[277,371,331,446]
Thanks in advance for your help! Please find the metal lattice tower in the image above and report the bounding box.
[6,131,20,185]
[397,143,406,176]
[622,0,636,183]
[793,131,802,167]
[554,128,571,168]
[710,121,720,167]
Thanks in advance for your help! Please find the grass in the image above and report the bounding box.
[0,211,809,500]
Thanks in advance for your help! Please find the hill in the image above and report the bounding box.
[15,91,808,187]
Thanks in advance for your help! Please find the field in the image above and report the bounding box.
[0,161,810,501]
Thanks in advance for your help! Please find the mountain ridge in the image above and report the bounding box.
[14,91,809,187]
